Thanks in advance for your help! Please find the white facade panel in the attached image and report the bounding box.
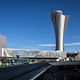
[0,35,6,56]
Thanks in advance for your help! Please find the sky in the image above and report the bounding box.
[0,0,80,51]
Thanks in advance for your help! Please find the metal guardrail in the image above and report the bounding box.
[49,61,80,66]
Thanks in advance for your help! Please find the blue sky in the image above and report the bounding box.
[0,0,80,51]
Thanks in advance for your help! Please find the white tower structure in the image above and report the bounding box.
[51,10,69,51]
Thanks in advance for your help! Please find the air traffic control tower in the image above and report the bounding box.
[51,10,69,52]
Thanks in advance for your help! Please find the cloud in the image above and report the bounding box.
[64,43,80,46]
[40,44,56,47]
[40,42,80,47]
